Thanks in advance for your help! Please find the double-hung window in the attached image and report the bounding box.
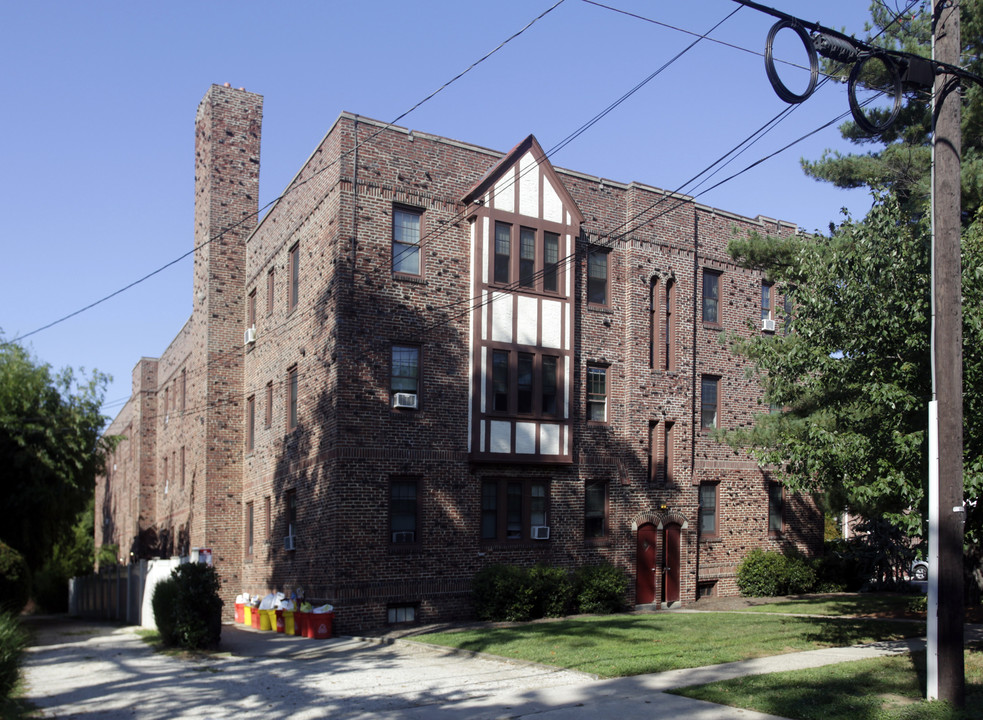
[489,351,561,417]
[494,222,511,284]
[699,483,718,536]
[481,479,549,541]
[761,282,773,321]
[587,250,608,306]
[391,345,420,409]
[288,243,300,311]
[393,207,422,276]
[287,365,299,430]
[584,481,607,539]
[768,482,784,535]
[543,232,560,292]
[587,366,608,422]
[519,227,536,288]
[246,395,255,451]
[701,376,719,430]
[390,479,419,545]
[702,269,720,324]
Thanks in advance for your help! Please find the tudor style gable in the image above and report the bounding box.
[464,136,583,464]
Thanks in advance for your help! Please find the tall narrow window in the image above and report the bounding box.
[163,456,168,494]
[665,279,676,370]
[519,227,536,287]
[164,387,169,421]
[587,366,607,422]
[761,282,773,321]
[391,345,420,408]
[265,381,273,428]
[267,268,275,314]
[287,365,298,430]
[246,502,254,557]
[530,482,547,529]
[492,350,509,412]
[393,207,422,275]
[390,479,418,544]
[699,483,718,535]
[543,232,559,292]
[584,481,607,539]
[285,489,298,541]
[246,395,255,451]
[247,289,256,329]
[542,356,558,416]
[702,269,720,324]
[180,369,187,412]
[264,496,271,542]
[481,482,497,540]
[701,376,719,430]
[517,353,533,414]
[494,222,511,284]
[650,278,660,369]
[288,243,300,311]
[664,421,675,483]
[588,250,608,305]
[180,446,186,489]
[506,482,522,539]
[768,482,784,535]
[648,421,658,482]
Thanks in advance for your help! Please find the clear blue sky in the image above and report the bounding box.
[0,0,881,419]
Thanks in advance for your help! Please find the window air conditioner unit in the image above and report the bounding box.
[393,393,418,409]
[761,318,776,332]
[391,531,415,543]
[531,525,550,540]
[283,534,296,551]
[244,326,257,345]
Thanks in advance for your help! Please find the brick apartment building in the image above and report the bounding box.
[96,84,822,632]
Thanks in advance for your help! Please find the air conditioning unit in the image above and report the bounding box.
[531,525,550,540]
[283,534,296,551]
[391,531,415,543]
[244,326,257,345]
[393,392,418,409]
[761,318,776,332]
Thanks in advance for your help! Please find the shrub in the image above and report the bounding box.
[572,562,628,614]
[32,563,69,614]
[736,548,787,597]
[529,564,572,618]
[0,612,28,700]
[0,542,29,614]
[472,564,535,622]
[170,563,223,650]
[783,551,817,595]
[151,577,179,647]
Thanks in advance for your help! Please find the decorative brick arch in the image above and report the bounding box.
[631,511,689,532]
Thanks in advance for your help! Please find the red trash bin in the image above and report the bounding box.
[275,610,285,633]
[311,612,333,639]
[251,607,261,630]
[295,611,309,638]
[234,603,244,624]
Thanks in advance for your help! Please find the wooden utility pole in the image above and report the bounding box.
[931,0,964,706]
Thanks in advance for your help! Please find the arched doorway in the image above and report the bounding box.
[663,522,681,604]
[636,522,658,604]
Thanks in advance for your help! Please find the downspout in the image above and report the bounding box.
[692,209,701,601]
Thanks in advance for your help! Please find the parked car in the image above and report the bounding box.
[912,559,929,581]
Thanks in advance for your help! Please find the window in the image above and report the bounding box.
[492,350,509,412]
[587,250,608,305]
[247,289,256,329]
[584,481,607,539]
[494,222,511,284]
[542,356,558,416]
[390,479,418,544]
[543,232,559,292]
[180,369,186,412]
[702,269,720,324]
[664,421,675,483]
[285,489,297,540]
[246,395,255,451]
[164,387,169,421]
[388,605,416,624]
[519,227,536,287]
[783,290,795,334]
[648,420,675,483]
[288,243,299,311]
[246,501,254,557]
[265,381,273,428]
[587,366,607,422]
[264,496,271,542]
[650,278,660,369]
[393,207,422,275]
[701,376,719,430]
[761,282,773,321]
[163,456,168,495]
[481,479,548,541]
[287,365,298,430]
[391,345,420,407]
[267,268,275,314]
[699,483,718,536]
[180,446,185,489]
[517,353,533,413]
[768,482,784,534]
[665,279,676,370]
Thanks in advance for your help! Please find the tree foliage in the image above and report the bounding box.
[802,0,983,222]
[0,336,111,574]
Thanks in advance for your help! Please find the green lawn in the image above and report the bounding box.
[674,647,983,720]
[737,594,921,618]
[414,612,922,678]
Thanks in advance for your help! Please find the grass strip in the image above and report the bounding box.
[674,647,983,720]
[414,612,922,678]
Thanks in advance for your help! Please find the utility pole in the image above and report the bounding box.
[930,0,964,706]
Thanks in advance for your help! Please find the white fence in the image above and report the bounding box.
[69,557,182,628]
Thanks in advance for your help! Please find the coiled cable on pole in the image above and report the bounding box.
[764,19,818,103]
[847,53,903,134]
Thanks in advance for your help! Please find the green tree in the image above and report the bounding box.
[802,0,983,222]
[725,200,983,570]
[0,336,111,575]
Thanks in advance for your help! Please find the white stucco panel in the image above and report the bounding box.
[482,217,490,285]
[516,422,537,454]
[540,423,560,456]
[519,151,539,218]
[543,175,563,223]
[490,420,511,454]
[494,173,514,214]
[517,295,539,346]
[542,299,562,349]
[491,292,513,343]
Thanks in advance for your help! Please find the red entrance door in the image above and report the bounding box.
[636,523,658,604]
[663,523,681,603]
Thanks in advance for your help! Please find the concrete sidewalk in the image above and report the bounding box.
[21,617,978,720]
